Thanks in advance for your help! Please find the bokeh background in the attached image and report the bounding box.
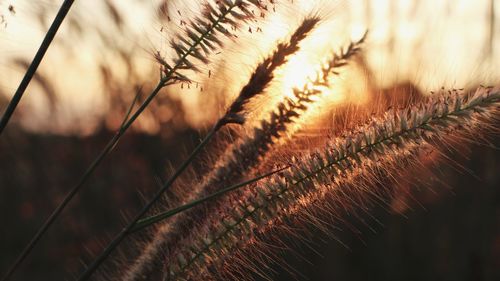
[0,0,499,280]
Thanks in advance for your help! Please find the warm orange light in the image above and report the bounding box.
[280,55,321,97]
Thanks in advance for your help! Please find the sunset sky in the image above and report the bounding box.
[0,0,498,134]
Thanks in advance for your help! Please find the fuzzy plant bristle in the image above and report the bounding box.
[219,17,321,127]
[121,16,320,281]
[163,87,499,280]
[156,0,268,81]
[122,31,365,281]
[0,2,275,279]
[68,2,282,280]
[208,33,367,195]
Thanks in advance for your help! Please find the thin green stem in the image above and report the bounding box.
[132,166,290,232]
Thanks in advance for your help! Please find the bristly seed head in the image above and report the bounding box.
[156,0,269,85]
[219,17,321,127]
[166,87,500,280]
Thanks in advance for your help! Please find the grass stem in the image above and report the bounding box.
[131,166,289,233]
[0,0,75,136]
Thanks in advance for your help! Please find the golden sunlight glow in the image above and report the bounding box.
[0,0,498,134]
[279,55,320,97]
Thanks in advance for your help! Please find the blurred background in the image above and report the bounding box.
[0,0,499,280]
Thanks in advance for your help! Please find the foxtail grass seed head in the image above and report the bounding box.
[219,17,321,127]
[125,31,369,281]
[164,87,499,280]
[209,34,367,193]
[120,15,321,281]
[10,2,500,281]
[156,0,268,84]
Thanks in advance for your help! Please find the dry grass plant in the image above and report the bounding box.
[1,1,499,281]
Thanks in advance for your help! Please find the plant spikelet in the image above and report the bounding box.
[121,16,320,281]
[157,0,268,80]
[165,87,500,280]
[219,17,321,126]
[123,31,366,281]
[209,33,367,195]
